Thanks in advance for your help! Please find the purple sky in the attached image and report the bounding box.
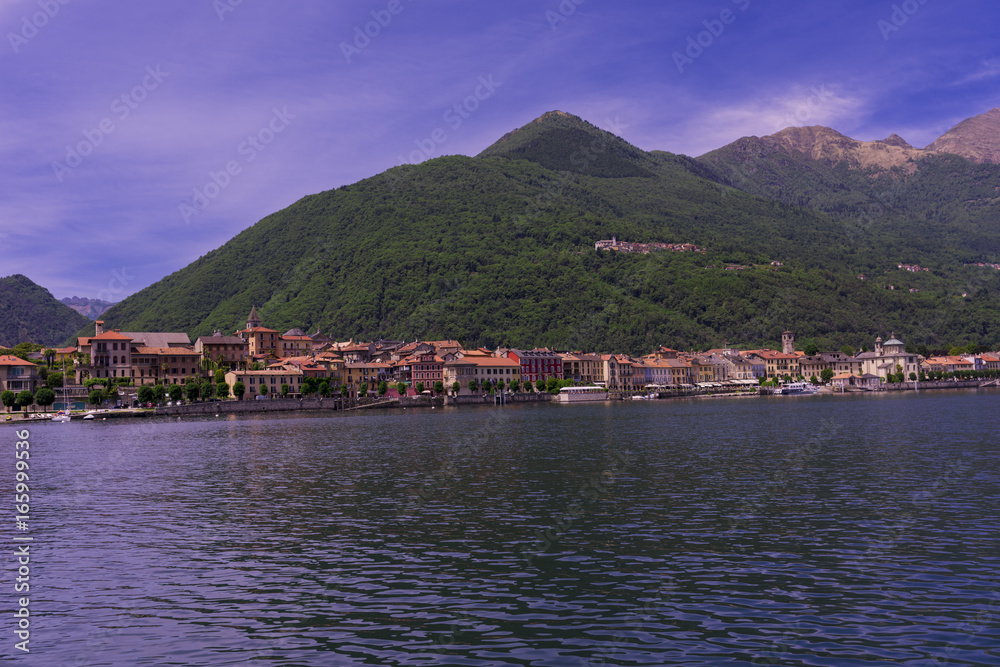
[2,0,998,302]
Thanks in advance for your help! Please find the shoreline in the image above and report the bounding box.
[3,380,995,425]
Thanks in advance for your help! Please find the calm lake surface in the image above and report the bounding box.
[13,390,1000,665]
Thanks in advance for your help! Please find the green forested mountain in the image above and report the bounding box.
[82,112,1000,353]
[0,274,93,347]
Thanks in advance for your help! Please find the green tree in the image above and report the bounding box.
[153,384,167,402]
[138,385,154,403]
[318,380,331,397]
[397,382,408,396]
[214,369,226,384]
[280,383,290,398]
[840,345,855,357]
[820,368,834,384]
[379,381,389,397]
[46,371,63,388]
[810,375,819,385]
[509,378,520,392]
[43,348,56,367]
[302,377,317,395]
[88,389,105,406]
[202,382,215,400]
[186,382,201,402]
[16,390,34,412]
[340,384,349,398]
[433,380,444,394]
[168,384,183,402]
[546,377,559,393]
[359,382,368,397]
[233,381,246,399]
[451,381,460,395]
[216,382,230,399]
[259,383,269,396]
[535,379,545,392]
[804,342,819,356]
[908,372,917,381]
[1,390,14,412]
[523,380,533,392]
[416,382,425,394]
[467,379,477,393]
[35,387,55,409]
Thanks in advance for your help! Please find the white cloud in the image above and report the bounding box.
[952,59,1000,86]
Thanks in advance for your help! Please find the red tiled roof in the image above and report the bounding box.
[91,331,133,341]
[0,355,36,367]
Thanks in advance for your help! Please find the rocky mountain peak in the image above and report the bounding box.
[926,108,1000,163]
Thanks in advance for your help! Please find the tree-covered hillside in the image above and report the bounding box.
[0,274,93,347]
[82,113,1000,353]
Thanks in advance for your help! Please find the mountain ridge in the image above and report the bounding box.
[0,274,93,347]
[74,109,1000,353]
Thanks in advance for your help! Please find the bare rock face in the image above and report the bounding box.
[879,134,912,148]
[926,108,1000,163]
[766,126,934,170]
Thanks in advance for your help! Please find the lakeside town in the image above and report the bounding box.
[3,306,1000,417]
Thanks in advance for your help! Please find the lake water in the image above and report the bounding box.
[10,390,1000,665]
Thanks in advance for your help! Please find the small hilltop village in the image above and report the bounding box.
[3,306,1000,415]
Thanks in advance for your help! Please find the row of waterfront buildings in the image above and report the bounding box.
[2,308,999,400]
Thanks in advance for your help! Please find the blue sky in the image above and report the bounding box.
[1,0,998,302]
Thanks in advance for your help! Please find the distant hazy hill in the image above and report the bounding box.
[0,275,93,347]
[83,110,1000,353]
[61,296,115,320]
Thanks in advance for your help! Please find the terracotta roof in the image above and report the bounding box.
[0,355,37,367]
[91,331,133,341]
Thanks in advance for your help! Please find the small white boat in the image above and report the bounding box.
[83,413,95,420]
[52,411,71,422]
[778,382,818,395]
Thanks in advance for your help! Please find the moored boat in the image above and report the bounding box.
[557,386,609,402]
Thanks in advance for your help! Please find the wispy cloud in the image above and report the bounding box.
[2,0,999,299]
[952,58,1000,86]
